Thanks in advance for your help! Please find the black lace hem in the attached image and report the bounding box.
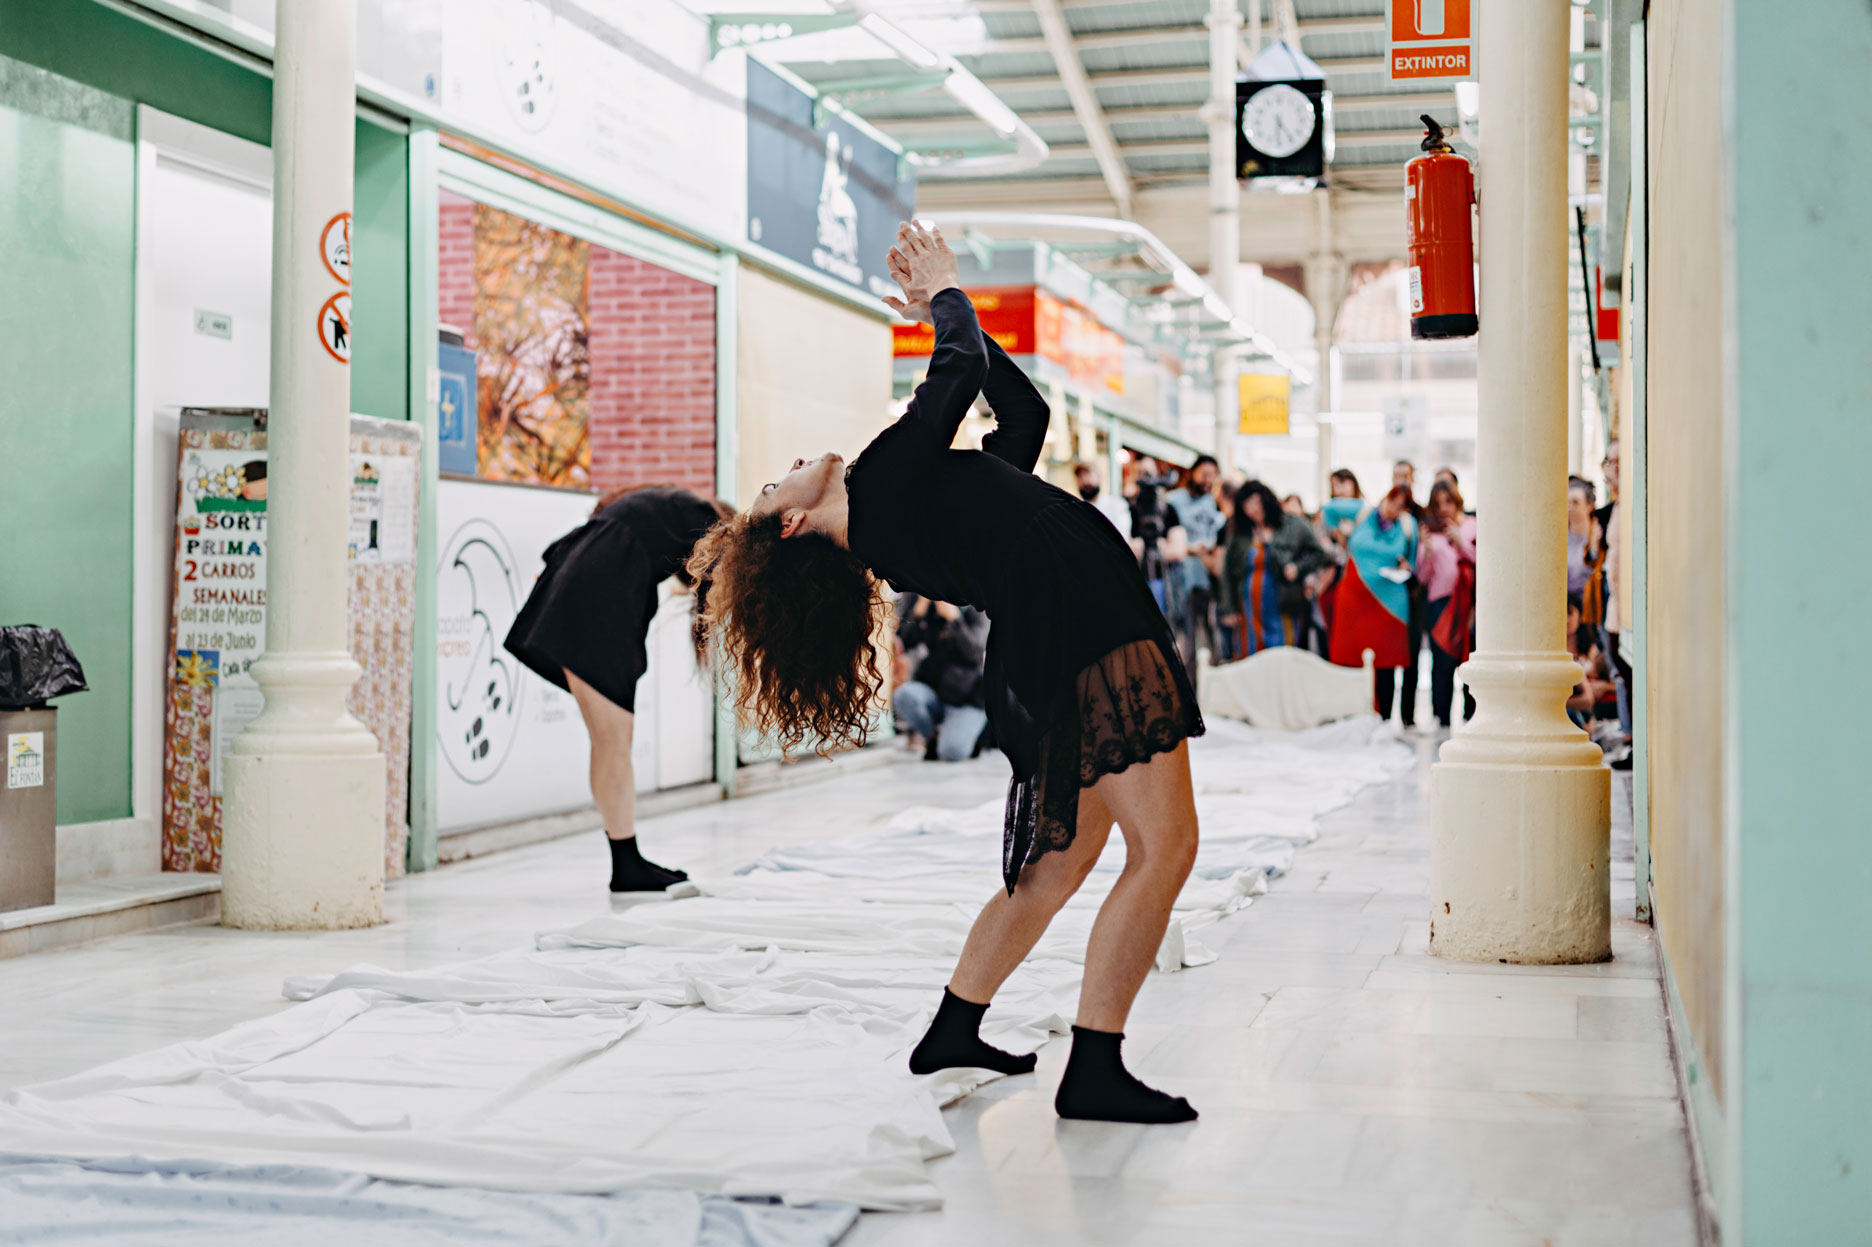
[1001,638,1204,893]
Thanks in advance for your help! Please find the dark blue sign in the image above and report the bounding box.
[436,341,477,477]
[745,59,916,300]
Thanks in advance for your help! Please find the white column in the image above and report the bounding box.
[1428,0,1609,963]
[221,0,384,930]
[1304,247,1345,505]
[1204,0,1242,471]
[1567,336,1584,475]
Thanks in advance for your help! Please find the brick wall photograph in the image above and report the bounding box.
[588,247,717,498]
[436,191,716,496]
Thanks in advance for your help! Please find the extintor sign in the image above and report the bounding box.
[1386,0,1477,84]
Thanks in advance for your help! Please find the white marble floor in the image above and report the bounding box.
[0,738,1696,1247]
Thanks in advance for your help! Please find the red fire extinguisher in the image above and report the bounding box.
[1407,115,1476,340]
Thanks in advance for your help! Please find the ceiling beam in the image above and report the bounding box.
[1032,0,1133,218]
[934,15,1390,57]
[1036,129,1424,161]
[871,89,1458,140]
[976,55,1387,93]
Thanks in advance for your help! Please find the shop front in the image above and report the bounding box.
[1,0,917,895]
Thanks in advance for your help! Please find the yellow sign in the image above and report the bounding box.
[1239,372,1291,435]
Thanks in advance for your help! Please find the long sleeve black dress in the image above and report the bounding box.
[846,289,1203,893]
[505,486,722,712]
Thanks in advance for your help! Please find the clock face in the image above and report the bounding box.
[1242,83,1316,159]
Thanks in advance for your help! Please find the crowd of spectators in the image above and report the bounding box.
[895,444,1629,764]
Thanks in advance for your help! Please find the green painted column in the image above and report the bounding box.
[351,118,409,423]
[1728,0,1872,1239]
[405,126,440,871]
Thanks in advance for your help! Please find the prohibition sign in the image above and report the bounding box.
[320,211,352,284]
[318,291,352,364]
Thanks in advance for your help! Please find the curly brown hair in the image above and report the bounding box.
[686,510,886,755]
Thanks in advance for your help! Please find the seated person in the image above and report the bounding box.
[1565,594,1618,728]
[892,594,991,762]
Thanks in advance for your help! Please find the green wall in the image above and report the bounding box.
[0,3,412,827]
[0,57,135,823]
[0,0,270,145]
[352,119,410,422]
[1730,0,1872,1239]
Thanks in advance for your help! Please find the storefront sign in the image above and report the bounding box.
[891,287,1037,357]
[1239,372,1292,435]
[1386,0,1476,83]
[746,59,916,300]
[1037,292,1125,395]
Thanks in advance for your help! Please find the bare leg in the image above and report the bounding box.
[947,786,1115,1003]
[565,670,636,840]
[909,789,1115,1077]
[1076,742,1200,1031]
[1053,741,1200,1122]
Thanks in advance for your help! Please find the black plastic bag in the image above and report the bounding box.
[0,626,89,710]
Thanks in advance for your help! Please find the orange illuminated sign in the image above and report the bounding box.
[1036,292,1124,395]
[891,286,1037,357]
[1385,0,1475,85]
[892,287,1124,396]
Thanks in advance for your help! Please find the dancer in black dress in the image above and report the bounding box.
[690,225,1204,1124]
[506,485,730,892]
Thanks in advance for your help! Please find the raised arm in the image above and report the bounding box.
[873,228,988,463]
[897,289,989,455]
[979,333,1050,472]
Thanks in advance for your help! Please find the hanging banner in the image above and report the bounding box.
[745,58,916,300]
[1239,372,1292,435]
[1386,0,1477,84]
[1382,393,1430,460]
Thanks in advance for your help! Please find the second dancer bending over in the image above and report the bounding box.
[689,224,1204,1124]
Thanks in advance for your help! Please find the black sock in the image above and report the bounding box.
[908,988,1038,1076]
[1054,1025,1198,1124]
[606,833,688,892]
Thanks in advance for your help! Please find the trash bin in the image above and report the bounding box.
[0,626,88,913]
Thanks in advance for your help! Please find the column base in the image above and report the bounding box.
[1428,648,1612,964]
[1428,759,1611,964]
[221,749,385,929]
[220,651,385,930]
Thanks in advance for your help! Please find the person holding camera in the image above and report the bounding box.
[1126,463,1186,615]
[893,594,991,762]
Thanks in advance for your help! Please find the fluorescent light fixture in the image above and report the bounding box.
[943,68,1020,138]
[857,12,945,70]
[1172,266,1209,299]
[1454,80,1480,118]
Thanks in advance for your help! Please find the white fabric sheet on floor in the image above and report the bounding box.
[0,718,1411,1219]
[1197,645,1375,731]
[0,1156,857,1247]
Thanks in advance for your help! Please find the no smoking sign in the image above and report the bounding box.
[320,212,352,284]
